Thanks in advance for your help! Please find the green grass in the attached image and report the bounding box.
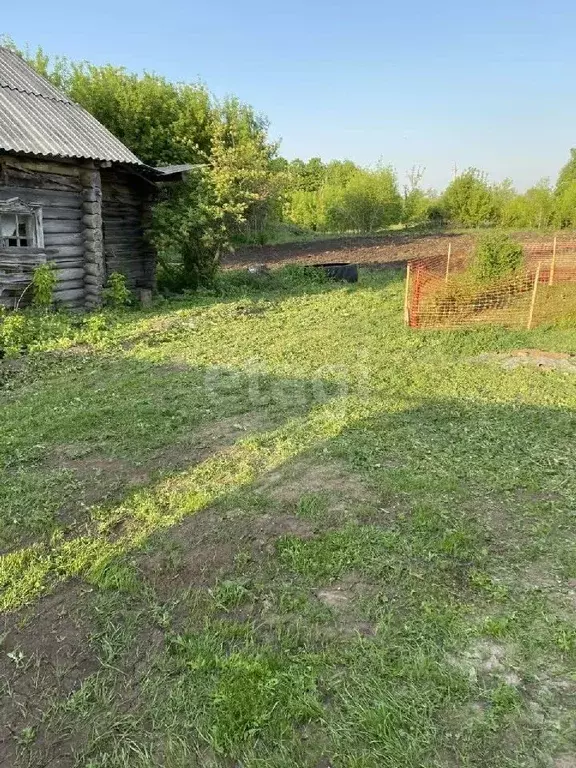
[1,265,576,767]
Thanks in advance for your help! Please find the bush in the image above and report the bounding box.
[32,263,57,308]
[102,272,132,307]
[472,233,524,283]
[153,172,226,292]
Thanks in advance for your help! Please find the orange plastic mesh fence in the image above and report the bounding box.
[406,240,576,330]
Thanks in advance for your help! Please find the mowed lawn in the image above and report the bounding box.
[1,267,576,767]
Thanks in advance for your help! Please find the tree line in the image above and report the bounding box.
[279,157,576,233]
[6,38,576,288]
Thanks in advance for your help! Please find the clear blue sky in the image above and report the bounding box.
[3,0,575,190]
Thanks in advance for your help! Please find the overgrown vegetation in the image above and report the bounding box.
[1,266,576,767]
[472,232,525,282]
[31,263,57,309]
[102,272,132,307]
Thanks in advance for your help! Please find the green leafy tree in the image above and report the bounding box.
[556,148,576,195]
[442,168,496,227]
[324,160,361,188]
[151,169,227,290]
[554,181,576,228]
[501,180,556,229]
[336,166,402,232]
[285,190,323,230]
[402,166,437,225]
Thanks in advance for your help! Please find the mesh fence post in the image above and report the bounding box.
[445,243,452,284]
[527,262,542,330]
[404,262,411,325]
[409,265,422,328]
[549,236,557,286]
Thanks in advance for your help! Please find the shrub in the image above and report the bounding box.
[32,262,57,308]
[0,310,32,358]
[472,233,524,283]
[152,172,228,292]
[102,272,132,307]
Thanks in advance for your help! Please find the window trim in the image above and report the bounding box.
[0,198,44,250]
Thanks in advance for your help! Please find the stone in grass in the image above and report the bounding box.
[247,263,270,275]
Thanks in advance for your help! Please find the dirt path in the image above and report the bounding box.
[224,230,571,270]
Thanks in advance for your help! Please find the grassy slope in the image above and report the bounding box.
[1,267,576,767]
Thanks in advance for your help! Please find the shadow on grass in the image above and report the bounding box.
[2,392,576,767]
[3,371,576,610]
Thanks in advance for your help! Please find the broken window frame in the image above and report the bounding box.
[0,198,44,250]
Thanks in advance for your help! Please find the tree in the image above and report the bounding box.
[327,166,402,232]
[288,158,326,192]
[402,166,435,225]
[501,180,555,229]
[209,111,285,243]
[556,148,576,195]
[324,160,360,188]
[554,181,576,228]
[442,168,496,227]
[472,233,524,282]
[151,169,227,290]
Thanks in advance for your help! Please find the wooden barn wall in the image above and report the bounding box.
[101,169,155,290]
[0,156,86,307]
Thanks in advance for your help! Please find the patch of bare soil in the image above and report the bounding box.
[0,583,98,766]
[224,231,575,270]
[554,755,576,767]
[260,460,374,512]
[473,349,576,373]
[138,507,314,600]
[315,576,376,637]
[448,640,519,686]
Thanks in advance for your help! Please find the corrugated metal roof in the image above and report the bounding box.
[0,49,71,102]
[0,47,144,165]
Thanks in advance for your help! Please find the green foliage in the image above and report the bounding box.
[500,180,556,229]
[554,180,576,228]
[402,166,437,225]
[337,166,403,231]
[286,165,402,233]
[31,263,57,308]
[472,232,524,282]
[20,47,213,167]
[285,189,322,230]
[555,148,576,195]
[152,171,228,291]
[0,307,78,358]
[0,310,32,357]
[102,272,132,307]
[442,168,496,227]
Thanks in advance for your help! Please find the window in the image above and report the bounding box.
[0,199,43,249]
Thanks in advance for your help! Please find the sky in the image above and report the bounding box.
[3,0,576,191]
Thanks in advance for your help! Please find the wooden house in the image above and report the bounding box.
[0,47,187,308]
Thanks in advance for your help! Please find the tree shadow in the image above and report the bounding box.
[0,353,351,557]
[2,391,576,767]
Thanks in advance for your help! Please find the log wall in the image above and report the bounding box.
[101,168,156,291]
[0,156,86,308]
[0,156,157,308]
